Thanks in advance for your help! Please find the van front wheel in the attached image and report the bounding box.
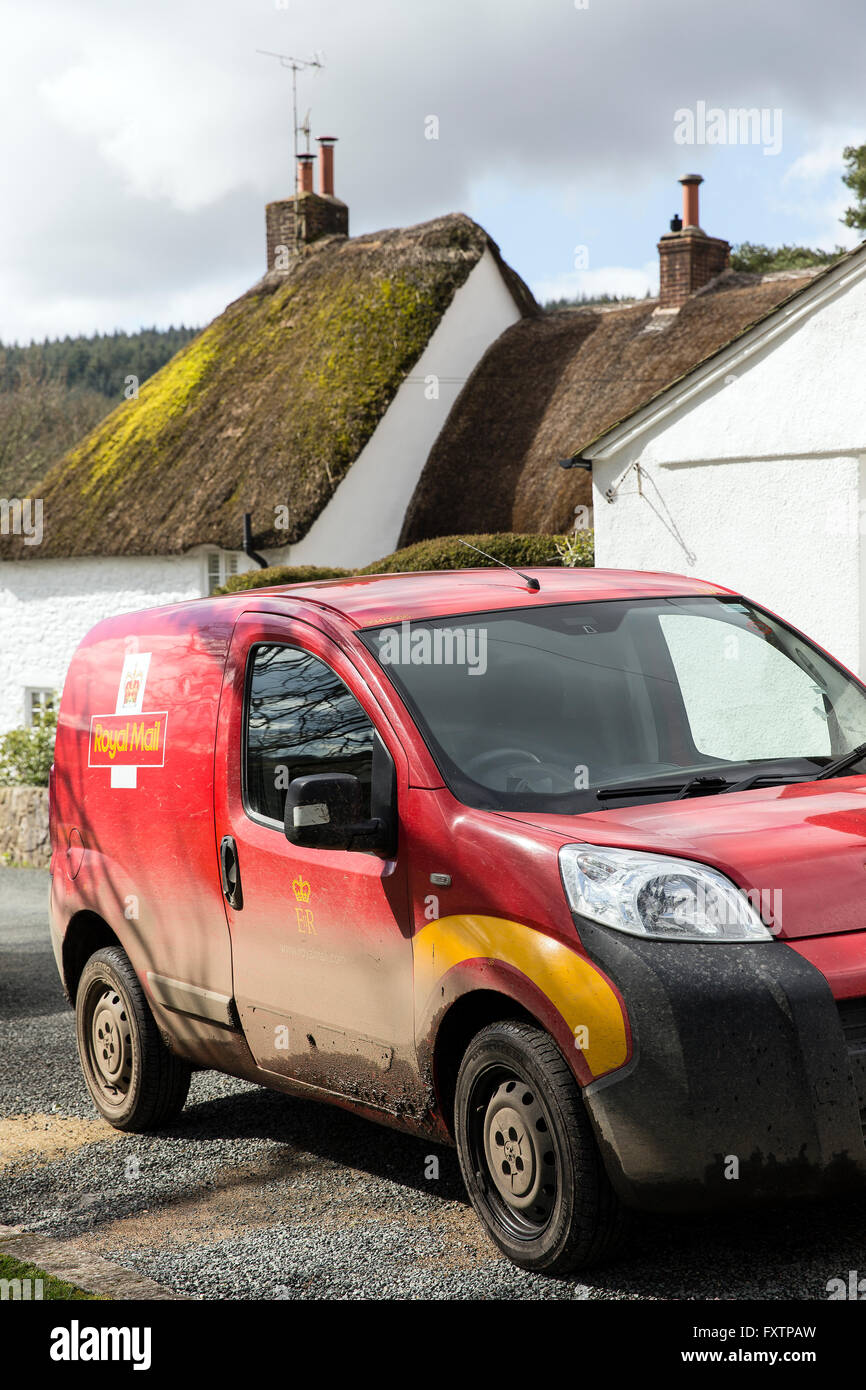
[75,946,191,1132]
[454,1020,626,1273]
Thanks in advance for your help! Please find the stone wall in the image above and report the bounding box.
[265,192,349,270]
[0,787,50,868]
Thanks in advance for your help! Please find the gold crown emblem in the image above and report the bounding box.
[292,876,311,903]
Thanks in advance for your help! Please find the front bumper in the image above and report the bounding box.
[578,920,866,1212]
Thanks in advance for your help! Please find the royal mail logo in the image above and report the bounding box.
[89,713,168,769]
[117,652,151,715]
[291,876,315,933]
[292,876,311,903]
[122,673,142,708]
[90,649,165,788]
[89,717,167,772]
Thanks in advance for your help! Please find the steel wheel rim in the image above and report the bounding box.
[467,1063,559,1242]
[83,979,133,1105]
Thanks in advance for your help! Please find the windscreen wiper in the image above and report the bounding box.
[721,768,809,795]
[723,743,866,796]
[813,740,866,780]
[596,775,731,801]
[596,747,866,804]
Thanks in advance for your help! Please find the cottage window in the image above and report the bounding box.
[24,687,55,727]
[206,551,240,595]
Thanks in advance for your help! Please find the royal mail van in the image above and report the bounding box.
[49,568,866,1272]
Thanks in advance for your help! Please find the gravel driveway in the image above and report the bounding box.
[1,866,863,1300]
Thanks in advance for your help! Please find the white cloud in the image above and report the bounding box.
[768,126,865,250]
[38,39,270,213]
[0,268,254,343]
[3,0,866,340]
[783,128,862,185]
[533,262,659,305]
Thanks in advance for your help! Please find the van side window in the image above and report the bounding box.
[245,644,375,824]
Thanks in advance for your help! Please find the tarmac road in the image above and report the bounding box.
[1,866,863,1301]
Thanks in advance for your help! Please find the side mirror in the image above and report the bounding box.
[284,772,388,853]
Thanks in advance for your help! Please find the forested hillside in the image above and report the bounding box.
[0,326,199,498]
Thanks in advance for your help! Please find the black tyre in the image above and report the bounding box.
[75,946,191,1132]
[454,1019,626,1273]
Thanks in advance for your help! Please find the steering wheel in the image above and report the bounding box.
[466,747,543,776]
[466,746,577,794]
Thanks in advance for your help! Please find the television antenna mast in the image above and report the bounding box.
[256,50,324,186]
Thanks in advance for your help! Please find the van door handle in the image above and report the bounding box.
[219,835,244,910]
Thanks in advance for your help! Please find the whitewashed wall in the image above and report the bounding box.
[0,553,208,732]
[592,258,866,675]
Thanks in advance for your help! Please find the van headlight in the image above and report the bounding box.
[559,843,773,942]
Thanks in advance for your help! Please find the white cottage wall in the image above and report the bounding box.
[0,554,206,732]
[594,453,861,671]
[593,260,866,674]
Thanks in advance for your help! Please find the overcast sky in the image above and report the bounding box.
[2,0,865,343]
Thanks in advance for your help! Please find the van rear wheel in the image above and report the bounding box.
[75,946,191,1132]
[454,1020,626,1273]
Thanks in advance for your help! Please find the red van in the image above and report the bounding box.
[49,568,866,1273]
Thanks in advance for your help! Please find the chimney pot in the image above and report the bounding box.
[679,173,704,229]
[317,136,337,197]
[296,152,316,195]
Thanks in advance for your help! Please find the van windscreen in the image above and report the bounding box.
[359,596,866,812]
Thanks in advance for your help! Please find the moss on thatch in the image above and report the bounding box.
[216,531,589,594]
[400,267,828,542]
[6,215,533,560]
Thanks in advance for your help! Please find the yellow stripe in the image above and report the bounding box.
[415,914,628,1077]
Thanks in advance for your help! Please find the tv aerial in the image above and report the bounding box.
[256,50,324,182]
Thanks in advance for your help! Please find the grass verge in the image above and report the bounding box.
[0,1250,103,1300]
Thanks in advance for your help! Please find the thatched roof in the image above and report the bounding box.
[5,214,535,560]
[399,266,828,543]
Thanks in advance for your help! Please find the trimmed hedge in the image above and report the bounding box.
[218,532,593,595]
[358,533,566,573]
[220,563,350,594]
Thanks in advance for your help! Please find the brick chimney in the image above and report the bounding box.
[265,137,349,273]
[657,175,730,309]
